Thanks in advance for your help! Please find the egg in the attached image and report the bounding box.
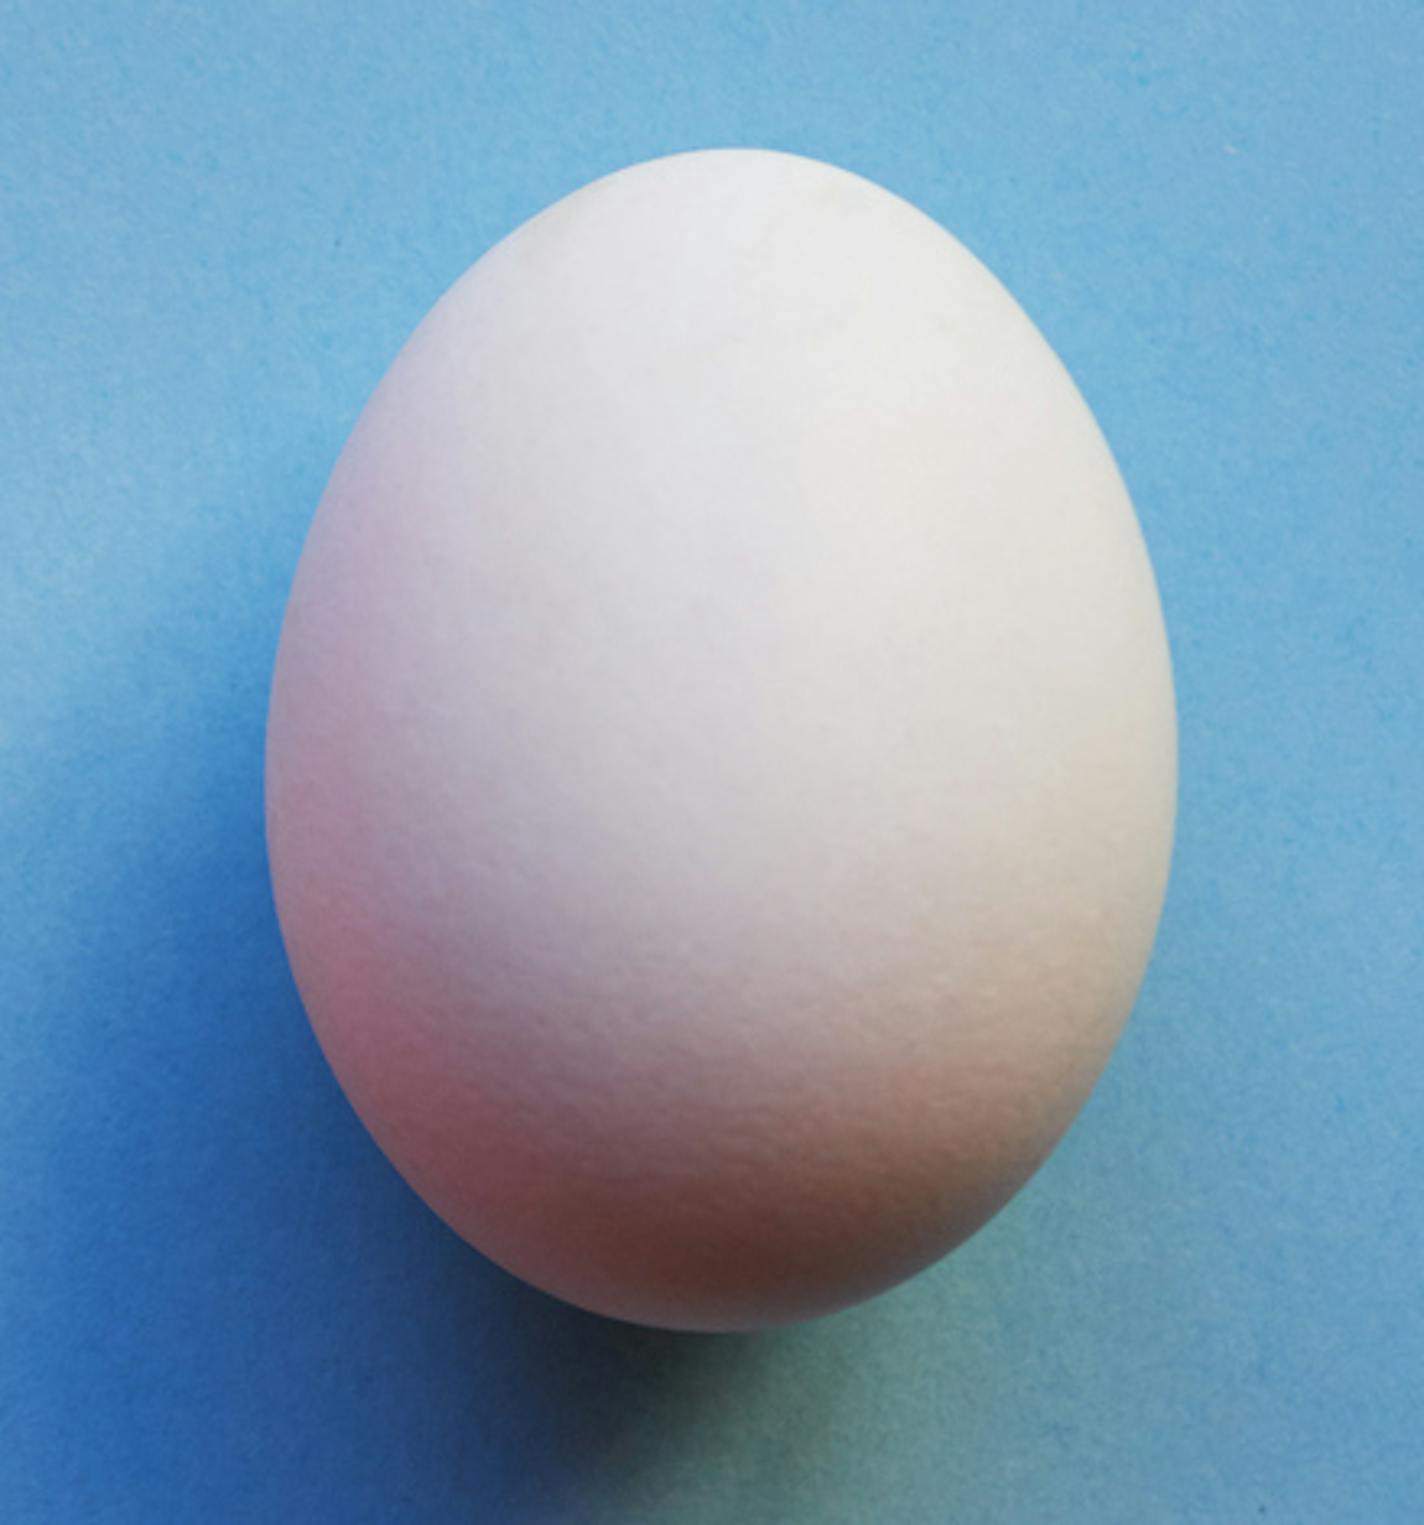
[266,149,1176,1331]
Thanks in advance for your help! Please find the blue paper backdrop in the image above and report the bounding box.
[3,3,1421,1521]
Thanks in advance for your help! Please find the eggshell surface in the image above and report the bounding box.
[266,149,1176,1331]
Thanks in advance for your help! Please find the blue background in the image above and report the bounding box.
[3,3,1421,1521]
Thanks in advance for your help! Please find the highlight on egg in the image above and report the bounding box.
[266,149,1176,1331]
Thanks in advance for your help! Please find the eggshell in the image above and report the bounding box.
[266,149,1176,1331]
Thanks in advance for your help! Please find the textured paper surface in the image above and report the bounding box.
[2,2,1421,1521]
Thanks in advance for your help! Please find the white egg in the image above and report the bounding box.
[266,150,1176,1330]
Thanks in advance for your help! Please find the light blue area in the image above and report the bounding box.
[2,3,1421,1520]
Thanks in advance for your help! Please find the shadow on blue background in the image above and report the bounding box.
[5,439,788,1521]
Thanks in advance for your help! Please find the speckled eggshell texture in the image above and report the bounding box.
[265,149,1176,1332]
